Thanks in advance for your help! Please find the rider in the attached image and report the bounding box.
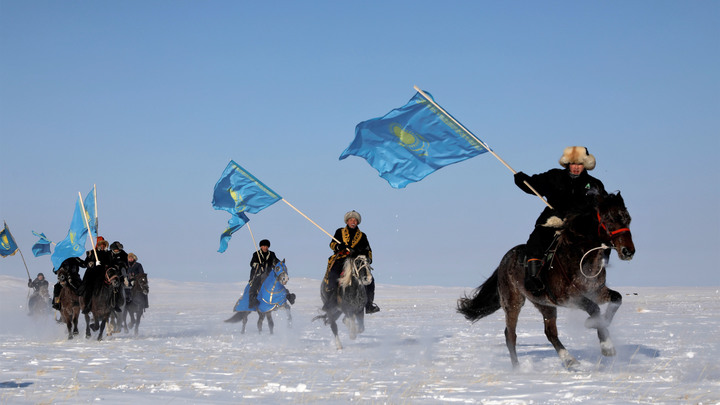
[514,146,606,295]
[51,257,86,310]
[323,210,379,314]
[110,241,128,312]
[124,252,149,309]
[249,239,275,308]
[81,238,113,314]
[28,272,50,298]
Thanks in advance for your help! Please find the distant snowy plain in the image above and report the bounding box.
[1,274,718,404]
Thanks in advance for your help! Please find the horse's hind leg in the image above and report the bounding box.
[84,313,92,339]
[266,312,274,335]
[535,304,579,368]
[256,312,264,334]
[133,312,141,336]
[579,296,616,357]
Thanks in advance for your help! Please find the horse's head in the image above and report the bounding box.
[596,192,635,261]
[105,266,122,289]
[135,273,150,295]
[56,268,68,285]
[353,255,374,286]
[272,259,289,285]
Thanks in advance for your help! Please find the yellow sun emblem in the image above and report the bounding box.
[391,124,428,157]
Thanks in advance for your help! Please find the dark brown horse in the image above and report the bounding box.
[458,192,635,368]
[121,273,149,336]
[84,266,122,341]
[56,268,84,340]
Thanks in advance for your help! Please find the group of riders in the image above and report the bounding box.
[30,146,605,316]
[28,236,148,315]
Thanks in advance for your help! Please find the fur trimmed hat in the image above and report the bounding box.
[259,239,270,247]
[559,146,596,170]
[344,210,361,224]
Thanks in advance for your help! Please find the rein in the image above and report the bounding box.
[105,269,119,285]
[579,244,609,279]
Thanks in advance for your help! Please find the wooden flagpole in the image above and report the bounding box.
[281,199,341,244]
[78,192,100,265]
[413,85,552,209]
[246,222,261,265]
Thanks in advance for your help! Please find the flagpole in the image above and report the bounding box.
[281,199,341,244]
[78,192,100,265]
[5,222,31,279]
[413,86,552,209]
[246,223,261,264]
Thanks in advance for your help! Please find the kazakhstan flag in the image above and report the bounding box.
[341,91,489,188]
[83,187,98,239]
[0,222,19,257]
[212,161,281,253]
[51,197,89,270]
[31,231,53,257]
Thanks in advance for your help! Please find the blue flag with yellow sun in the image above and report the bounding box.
[341,91,489,188]
[50,196,90,270]
[212,160,281,252]
[0,222,19,258]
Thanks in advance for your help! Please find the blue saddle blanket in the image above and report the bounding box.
[233,280,288,313]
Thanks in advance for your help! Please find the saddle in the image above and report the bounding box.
[523,233,561,272]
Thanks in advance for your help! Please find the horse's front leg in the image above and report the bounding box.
[578,296,616,357]
[284,303,292,328]
[97,318,107,341]
[84,313,92,339]
[535,304,579,368]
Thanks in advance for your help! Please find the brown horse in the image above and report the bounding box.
[84,266,122,341]
[56,268,84,340]
[458,192,635,368]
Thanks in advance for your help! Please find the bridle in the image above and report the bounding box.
[580,211,632,278]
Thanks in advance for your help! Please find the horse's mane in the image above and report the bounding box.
[339,258,354,288]
[558,192,627,246]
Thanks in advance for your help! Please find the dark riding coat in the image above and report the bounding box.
[249,250,279,281]
[515,168,606,226]
[515,168,606,259]
[330,226,372,261]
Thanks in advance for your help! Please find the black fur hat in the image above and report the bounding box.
[259,239,270,247]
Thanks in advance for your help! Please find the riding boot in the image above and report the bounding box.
[525,259,545,295]
[365,302,380,314]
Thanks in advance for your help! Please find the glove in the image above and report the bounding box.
[347,248,355,255]
[514,171,530,183]
[335,243,348,252]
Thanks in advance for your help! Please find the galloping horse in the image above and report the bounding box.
[225,260,292,334]
[84,266,122,341]
[121,273,150,336]
[458,192,635,368]
[315,255,373,350]
[56,268,84,339]
[27,288,50,316]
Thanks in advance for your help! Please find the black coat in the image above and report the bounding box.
[249,250,279,280]
[330,226,372,261]
[515,168,606,226]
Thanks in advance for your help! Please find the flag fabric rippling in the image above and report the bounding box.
[340,91,489,188]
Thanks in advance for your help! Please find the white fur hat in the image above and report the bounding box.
[559,146,596,170]
[344,210,361,224]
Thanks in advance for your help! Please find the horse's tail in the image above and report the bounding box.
[457,269,501,322]
[224,312,247,323]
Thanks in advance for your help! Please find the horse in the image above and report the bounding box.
[121,273,150,336]
[224,259,293,334]
[56,268,84,339]
[315,255,373,350]
[27,288,51,316]
[84,266,122,341]
[457,192,635,368]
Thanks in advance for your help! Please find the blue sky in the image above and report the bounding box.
[1,1,718,287]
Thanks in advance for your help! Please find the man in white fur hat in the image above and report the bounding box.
[513,146,606,295]
[322,210,380,314]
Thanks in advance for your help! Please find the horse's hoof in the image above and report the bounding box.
[67,335,73,340]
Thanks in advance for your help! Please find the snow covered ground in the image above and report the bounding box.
[1,274,718,404]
